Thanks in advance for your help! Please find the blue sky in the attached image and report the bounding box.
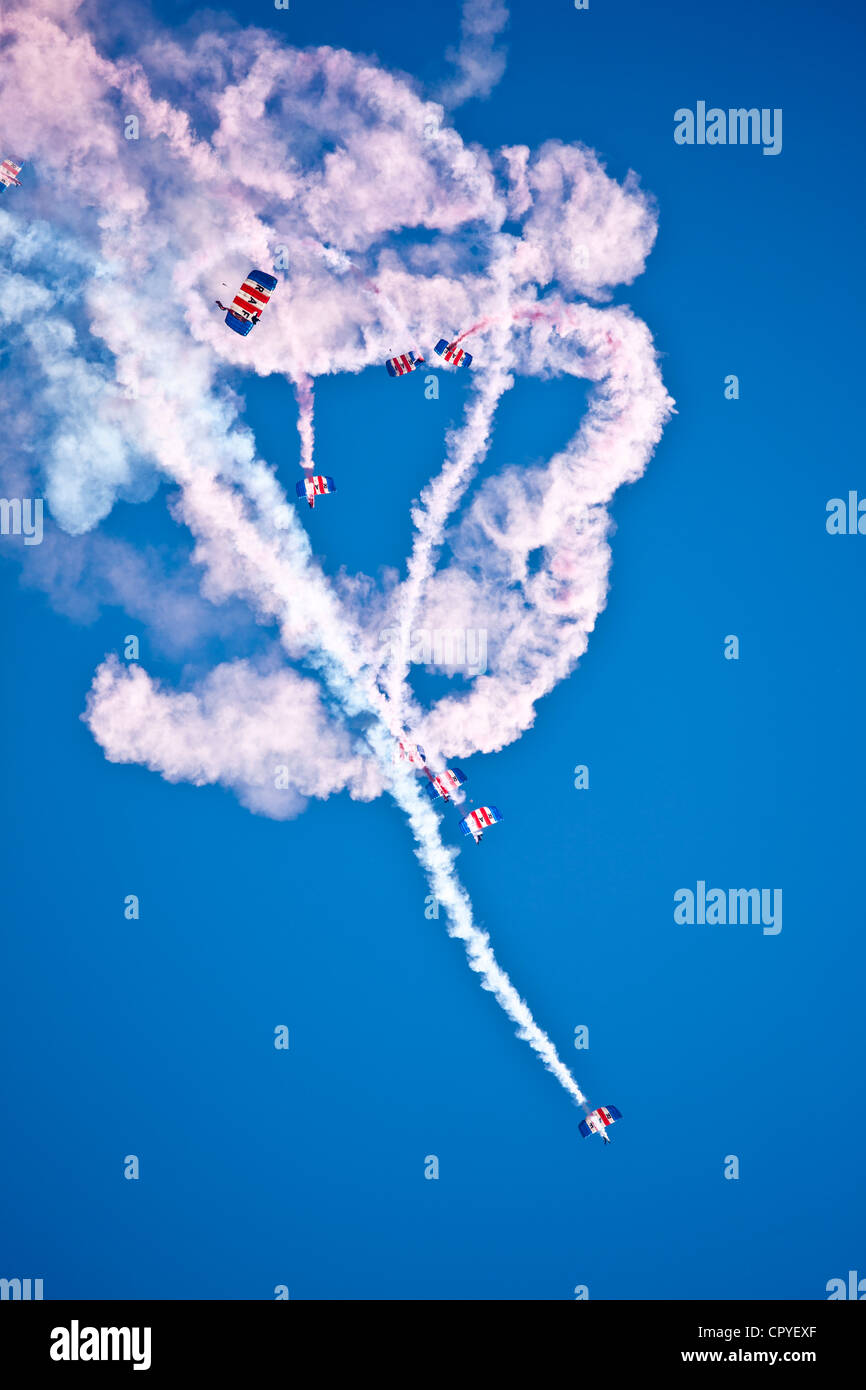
[1,0,864,1300]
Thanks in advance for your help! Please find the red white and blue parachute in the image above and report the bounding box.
[222,270,277,336]
[296,475,336,508]
[434,339,472,369]
[385,351,425,377]
[398,739,502,842]
[579,1106,622,1139]
[0,158,23,191]
[459,805,503,843]
[397,740,426,766]
[425,768,467,803]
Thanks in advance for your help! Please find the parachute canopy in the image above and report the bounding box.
[296,476,336,501]
[459,805,502,839]
[385,351,425,377]
[397,741,426,766]
[0,158,23,191]
[435,339,472,368]
[425,768,467,802]
[579,1106,622,1138]
[224,269,277,336]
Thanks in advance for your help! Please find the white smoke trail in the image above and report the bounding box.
[162,434,589,1107]
[293,373,315,472]
[381,245,517,726]
[378,727,588,1105]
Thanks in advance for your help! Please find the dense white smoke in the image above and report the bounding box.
[0,0,673,1104]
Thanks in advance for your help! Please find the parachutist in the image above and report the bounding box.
[296,476,337,510]
[396,738,502,846]
[385,350,425,377]
[217,270,276,336]
[579,1107,623,1144]
[0,157,23,191]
